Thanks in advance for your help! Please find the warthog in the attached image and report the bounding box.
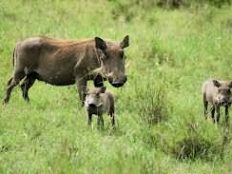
[202,79,232,123]
[84,86,115,128]
[3,35,129,105]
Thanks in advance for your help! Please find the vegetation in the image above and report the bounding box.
[1,0,232,173]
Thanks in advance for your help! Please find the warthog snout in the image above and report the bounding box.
[108,75,127,88]
[216,95,230,106]
[85,94,102,109]
[89,103,96,108]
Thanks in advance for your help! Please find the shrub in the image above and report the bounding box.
[109,0,231,21]
[135,83,169,126]
[171,121,231,160]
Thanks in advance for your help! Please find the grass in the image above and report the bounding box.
[1,0,232,173]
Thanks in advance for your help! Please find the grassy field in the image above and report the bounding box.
[1,0,232,173]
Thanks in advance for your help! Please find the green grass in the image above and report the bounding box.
[1,0,232,173]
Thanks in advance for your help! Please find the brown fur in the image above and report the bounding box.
[3,36,129,105]
[202,79,232,123]
[84,87,115,127]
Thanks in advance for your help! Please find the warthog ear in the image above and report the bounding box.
[95,37,107,51]
[120,35,129,49]
[229,81,232,88]
[213,80,221,88]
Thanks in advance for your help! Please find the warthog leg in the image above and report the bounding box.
[110,113,115,127]
[88,113,92,126]
[203,93,208,119]
[97,114,104,128]
[215,106,220,123]
[225,105,229,124]
[76,77,87,106]
[110,105,115,127]
[3,71,25,104]
[20,73,36,102]
[211,106,215,123]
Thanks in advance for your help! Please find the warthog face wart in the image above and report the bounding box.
[85,88,104,110]
[95,35,129,88]
[213,80,232,106]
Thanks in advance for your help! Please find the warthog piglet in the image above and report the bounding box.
[84,87,115,127]
[202,79,232,123]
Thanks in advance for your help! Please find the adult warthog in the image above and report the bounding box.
[3,35,129,105]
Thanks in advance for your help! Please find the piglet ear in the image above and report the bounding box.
[99,86,106,93]
[84,88,90,95]
[94,74,104,87]
[95,37,107,51]
[213,80,221,88]
[120,35,129,49]
[96,86,106,94]
[229,81,232,88]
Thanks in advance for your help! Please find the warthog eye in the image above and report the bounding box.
[95,93,100,98]
[227,89,231,95]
